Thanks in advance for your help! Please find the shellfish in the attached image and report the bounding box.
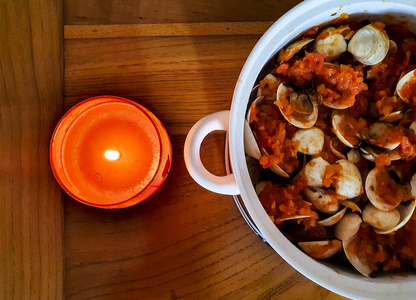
[348,23,390,65]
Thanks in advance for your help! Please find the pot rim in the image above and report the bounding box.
[229,0,416,298]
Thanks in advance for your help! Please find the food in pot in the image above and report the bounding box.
[245,16,416,277]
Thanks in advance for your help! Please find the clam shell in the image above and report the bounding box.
[244,120,261,160]
[365,167,403,211]
[318,207,347,226]
[346,149,361,164]
[298,240,342,259]
[334,212,362,241]
[396,69,416,105]
[340,200,362,213]
[364,122,401,150]
[292,127,325,155]
[275,83,318,129]
[278,38,314,63]
[257,74,279,100]
[359,146,401,162]
[314,27,347,61]
[246,96,263,124]
[333,159,362,199]
[374,200,416,234]
[343,235,372,277]
[378,111,403,123]
[260,147,290,178]
[348,24,389,66]
[332,114,361,148]
[302,157,330,188]
[304,187,340,214]
[330,136,347,159]
[362,203,400,230]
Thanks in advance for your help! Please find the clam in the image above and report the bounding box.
[346,149,361,164]
[246,95,263,124]
[255,181,268,195]
[244,120,261,160]
[304,187,340,214]
[374,200,416,234]
[362,203,400,230]
[257,74,280,100]
[334,212,362,241]
[246,156,262,184]
[298,240,342,259]
[363,122,401,150]
[333,159,362,199]
[330,136,347,159]
[365,167,404,211]
[291,127,325,155]
[340,200,362,213]
[332,113,361,148]
[318,207,347,226]
[302,157,330,188]
[389,40,398,54]
[278,38,314,63]
[314,27,347,61]
[347,23,389,66]
[396,69,416,105]
[379,111,403,123]
[261,148,290,178]
[359,146,401,162]
[343,235,372,277]
[275,83,318,129]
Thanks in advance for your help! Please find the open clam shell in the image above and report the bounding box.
[379,111,403,123]
[362,203,400,231]
[396,69,416,105]
[365,167,403,211]
[246,95,263,124]
[301,157,330,188]
[257,74,280,100]
[359,146,401,162]
[304,187,340,214]
[318,207,347,226]
[275,83,318,129]
[332,114,361,148]
[333,159,362,199]
[334,212,362,241]
[278,38,314,63]
[363,122,401,150]
[343,235,372,277]
[348,23,389,66]
[244,120,261,160]
[374,200,416,234]
[314,27,347,61]
[292,127,325,155]
[298,240,342,259]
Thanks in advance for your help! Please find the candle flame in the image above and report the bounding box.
[104,150,120,161]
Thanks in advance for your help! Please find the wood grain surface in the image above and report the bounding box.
[63,0,350,298]
[0,0,64,299]
[2,0,351,299]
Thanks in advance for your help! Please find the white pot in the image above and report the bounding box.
[184,1,416,299]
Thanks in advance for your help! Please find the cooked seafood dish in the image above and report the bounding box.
[245,15,416,276]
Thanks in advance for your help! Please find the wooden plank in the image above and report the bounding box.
[64,0,303,25]
[64,35,263,135]
[64,134,346,299]
[65,22,275,39]
[0,1,64,299]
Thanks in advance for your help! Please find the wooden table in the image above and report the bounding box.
[1,1,349,299]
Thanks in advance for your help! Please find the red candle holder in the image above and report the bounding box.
[50,96,172,208]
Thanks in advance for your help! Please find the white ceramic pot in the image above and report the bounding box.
[184,1,416,299]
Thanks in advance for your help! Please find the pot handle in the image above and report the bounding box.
[184,110,239,195]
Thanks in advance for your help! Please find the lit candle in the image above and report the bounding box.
[50,96,172,208]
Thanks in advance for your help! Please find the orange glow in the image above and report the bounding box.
[50,96,172,208]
